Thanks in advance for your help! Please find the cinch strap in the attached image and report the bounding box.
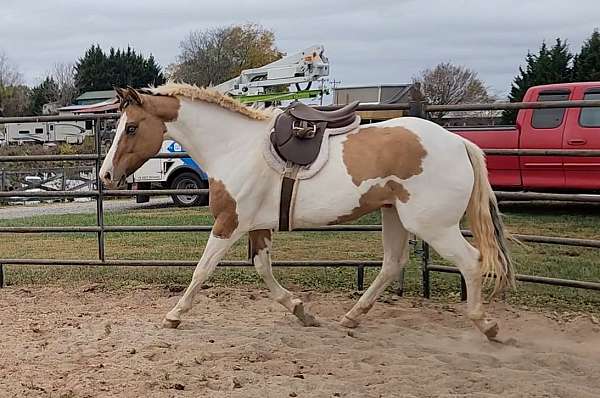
[278,162,300,231]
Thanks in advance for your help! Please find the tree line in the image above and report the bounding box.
[412,29,600,123]
[502,30,600,123]
[1,25,599,119]
[0,48,166,117]
[0,24,280,117]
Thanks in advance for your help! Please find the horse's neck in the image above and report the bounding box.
[166,99,272,181]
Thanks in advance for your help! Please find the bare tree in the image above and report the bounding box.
[1,85,30,116]
[412,62,492,120]
[0,51,29,116]
[49,62,78,106]
[0,51,22,87]
[169,23,283,86]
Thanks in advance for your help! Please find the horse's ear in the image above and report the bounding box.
[115,87,126,100]
[114,87,130,110]
[126,86,143,106]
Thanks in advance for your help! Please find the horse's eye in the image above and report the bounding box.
[126,125,137,135]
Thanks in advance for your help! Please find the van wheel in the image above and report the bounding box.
[170,172,208,207]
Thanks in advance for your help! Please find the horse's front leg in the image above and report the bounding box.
[249,229,319,327]
[163,231,241,328]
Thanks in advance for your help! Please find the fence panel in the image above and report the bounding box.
[0,100,599,296]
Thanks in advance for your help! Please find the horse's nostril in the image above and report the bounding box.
[104,171,112,181]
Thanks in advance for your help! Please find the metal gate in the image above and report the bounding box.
[1,99,599,297]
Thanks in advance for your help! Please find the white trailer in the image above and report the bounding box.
[4,120,93,145]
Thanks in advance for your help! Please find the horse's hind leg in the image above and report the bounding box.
[163,232,241,328]
[419,225,498,339]
[341,206,409,328]
[250,229,319,327]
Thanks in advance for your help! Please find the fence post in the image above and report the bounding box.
[408,84,426,119]
[0,170,4,205]
[0,263,4,288]
[396,267,405,296]
[94,118,105,262]
[356,265,365,291]
[247,235,254,265]
[460,276,467,301]
[421,241,431,298]
[409,90,430,298]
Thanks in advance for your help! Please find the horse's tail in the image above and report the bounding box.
[463,139,516,297]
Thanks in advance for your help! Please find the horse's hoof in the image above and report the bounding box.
[293,301,320,327]
[482,320,499,340]
[340,315,359,329]
[162,318,181,329]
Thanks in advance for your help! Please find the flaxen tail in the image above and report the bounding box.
[463,139,516,297]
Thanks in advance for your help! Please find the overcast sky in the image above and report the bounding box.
[1,0,599,98]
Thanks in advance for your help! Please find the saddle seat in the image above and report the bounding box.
[287,101,359,127]
[270,101,359,166]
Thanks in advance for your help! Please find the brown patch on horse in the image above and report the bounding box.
[113,93,180,177]
[330,180,410,225]
[342,126,427,186]
[249,229,272,257]
[209,178,239,239]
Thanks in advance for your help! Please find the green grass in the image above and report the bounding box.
[1,202,599,314]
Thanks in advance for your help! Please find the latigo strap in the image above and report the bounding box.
[278,162,300,231]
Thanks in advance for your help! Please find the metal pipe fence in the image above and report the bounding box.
[0,99,599,298]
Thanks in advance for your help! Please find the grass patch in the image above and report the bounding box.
[1,202,599,314]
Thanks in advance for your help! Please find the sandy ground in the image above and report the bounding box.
[0,286,599,398]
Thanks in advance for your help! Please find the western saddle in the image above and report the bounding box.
[270,100,359,166]
[269,101,360,232]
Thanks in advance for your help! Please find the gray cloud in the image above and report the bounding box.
[1,0,598,97]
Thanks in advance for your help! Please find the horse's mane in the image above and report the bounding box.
[149,83,273,121]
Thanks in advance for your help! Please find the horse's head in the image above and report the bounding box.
[100,87,179,188]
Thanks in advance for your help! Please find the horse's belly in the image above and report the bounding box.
[293,169,362,227]
[291,132,369,227]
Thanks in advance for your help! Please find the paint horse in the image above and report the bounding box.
[100,84,515,339]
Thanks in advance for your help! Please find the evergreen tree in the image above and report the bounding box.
[30,77,59,115]
[543,39,572,82]
[502,39,572,124]
[74,45,165,93]
[573,29,600,81]
[74,45,109,92]
[145,55,165,87]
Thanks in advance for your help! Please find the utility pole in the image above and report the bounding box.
[330,79,341,105]
[319,79,325,106]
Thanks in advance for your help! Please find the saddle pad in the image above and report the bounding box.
[263,115,361,180]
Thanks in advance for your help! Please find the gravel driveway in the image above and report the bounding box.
[0,197,173,220]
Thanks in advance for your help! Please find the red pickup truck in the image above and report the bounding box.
[452,82,600,191]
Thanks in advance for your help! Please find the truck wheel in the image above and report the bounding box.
[170,172,208,207]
